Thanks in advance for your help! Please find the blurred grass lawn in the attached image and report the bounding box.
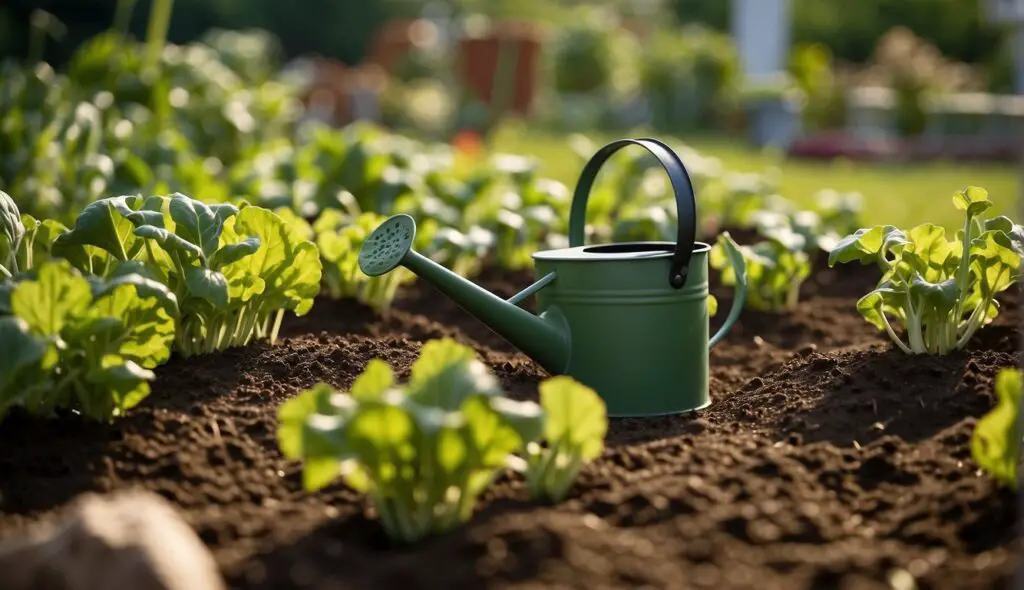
[487,124,1022,232]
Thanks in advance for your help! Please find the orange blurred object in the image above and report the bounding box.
[452,129,483,158]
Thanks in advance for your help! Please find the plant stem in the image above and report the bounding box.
[143,240,167,283]
[145,0,175,70]
[269,309,285,343]
[879,312,913,354]
[114,0,139,35]
[26,10,61,65]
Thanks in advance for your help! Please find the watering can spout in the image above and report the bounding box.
[357,214,571,374]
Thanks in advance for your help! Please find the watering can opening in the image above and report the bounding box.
[534,240,712,262]
[579,241,712,255]
[583,243,674,254]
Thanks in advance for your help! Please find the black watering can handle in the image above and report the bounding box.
[567,138,698,289]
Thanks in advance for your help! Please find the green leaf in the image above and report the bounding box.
[539,376,608,461]
[460,395,534,469]
[351,359,395,401]
[828,225,909,267]
[11,260,92,335]
[970,230,1021,298]
[716,231,748,287]
[210,236,261,269]
[134,225,203,261]
[855,287,903,333]
[85,279,177,369]
[301,413,352,491]
[409,338,478,384]
[184,267,229,308]
[407,338,504,410]
[0,190,24,274]
[486,395,545,449]
[712,232,805,312]
[903,224,955,281]
[96,262,178,312]
[51,196,144,262]
[224,206,322,316]
[344,399,417,491]
[908,275,959,318]
[169,194,238,261]
[16,215,70,271]
[277,383,338,460]
[971,368,1021,491]
[0,316,56,418]
[952,186,993,219]
[521,376,607,502]
[81,355,155,420]
[982,216,1024,258]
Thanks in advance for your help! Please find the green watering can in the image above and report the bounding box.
[358,138,748,417]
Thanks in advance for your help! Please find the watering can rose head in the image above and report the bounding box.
[358,138,749,417]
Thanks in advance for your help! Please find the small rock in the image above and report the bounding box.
[0,489,225,590]
[797,343,818,357]
[683,418,710,434]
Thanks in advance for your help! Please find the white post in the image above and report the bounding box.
[983,0,1024,92]
[731,0,791,80]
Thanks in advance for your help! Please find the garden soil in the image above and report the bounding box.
[0,259,1020,590]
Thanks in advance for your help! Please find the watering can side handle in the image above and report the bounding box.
[507,271,557,307]
[708,232,748,349]
[566,138,698,290]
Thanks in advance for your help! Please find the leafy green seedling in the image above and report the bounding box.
[0,190,23,278]
[829,186,1022,354]
[971,368,1022,491]
[277,338,544,543]
[0,259,177,422]
[315,210,417,310]
[50,193,321,356]
[16,213,72,272]
[750,208,842,253]
[518,376,607,502]
[711,230,810,312]
[814,188,865,237]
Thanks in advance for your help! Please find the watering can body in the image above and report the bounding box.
[358,138,747,418]
[528,241,718,416]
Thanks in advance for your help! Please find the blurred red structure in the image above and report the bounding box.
[296,19,545,127]
[456,20,546,116]
[367,19,437,72]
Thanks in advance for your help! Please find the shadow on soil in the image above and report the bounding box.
[230,499,562,590]
[708,345,1021,448]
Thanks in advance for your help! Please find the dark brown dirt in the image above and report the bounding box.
[0,262,1020,590]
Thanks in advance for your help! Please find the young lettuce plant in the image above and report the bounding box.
[828,186,1022,354]
[0,259,177,422]
[277,338,544,544]
[1,190,76,275]
[50,193,321,356]
[0,190,23,278]
[971,368,1022,491]
[711,230,810,312]
[516,376,607,502]
[314,210,417,310]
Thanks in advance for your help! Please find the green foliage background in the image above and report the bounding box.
[0,0,1012,79]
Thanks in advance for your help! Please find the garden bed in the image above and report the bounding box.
[0,257,1020,589]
